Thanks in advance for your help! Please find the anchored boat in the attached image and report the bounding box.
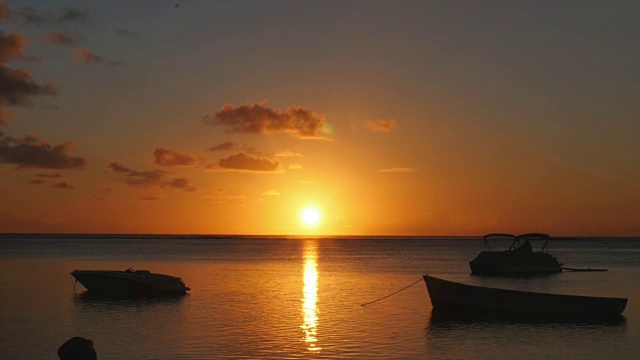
[423,275,627,319]
[469,233,562,275]
[71,268,190,295]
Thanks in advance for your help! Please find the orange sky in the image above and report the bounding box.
[0,1,638,236]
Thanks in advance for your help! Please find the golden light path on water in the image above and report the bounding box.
[301,243,321,352]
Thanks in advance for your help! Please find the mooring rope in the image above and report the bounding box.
[360,277,424,306]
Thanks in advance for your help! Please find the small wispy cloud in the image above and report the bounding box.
[107,162,196,192]
[52,181,74,189]
[262,189,280,196]
[365,119,397,133]
[35,173,62,178]
[71,47,102,64]
[377,167,418,173]
[139,196,161,201]
[152,147,201,167]
[42,30,81,46]
[15,5,88,26]
[211,152,280,172]
[275,148,303,157]
[208,141,236,152]
[115,28,138,38]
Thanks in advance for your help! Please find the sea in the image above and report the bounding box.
[0,235,639,359]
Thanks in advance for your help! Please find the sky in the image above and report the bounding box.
[0,0,638,236]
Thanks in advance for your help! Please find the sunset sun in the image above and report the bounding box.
[301,208,321,227]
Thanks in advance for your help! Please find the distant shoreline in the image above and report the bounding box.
[0,233,637,241]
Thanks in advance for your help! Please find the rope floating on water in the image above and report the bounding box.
[360,277,424,307]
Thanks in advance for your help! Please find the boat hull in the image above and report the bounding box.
[423,275,626,319]
[469,251,562,275]
[72,270,190,295]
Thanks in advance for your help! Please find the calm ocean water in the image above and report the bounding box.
[1,235,639,359]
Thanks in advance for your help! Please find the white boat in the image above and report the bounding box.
[71,268,190,295]
[469,233,563,275]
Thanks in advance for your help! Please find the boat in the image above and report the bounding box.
[469,233,562,275]
[71,268,190,295]
[423,275,627,319]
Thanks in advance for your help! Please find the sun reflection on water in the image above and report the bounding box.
[301,242,321,352]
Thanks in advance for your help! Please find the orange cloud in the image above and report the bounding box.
[52,181,74,189]
[0,32,29,61]
[152,147,201,167]
[204,101,328,139]
[71,47,103,64]
[0,1,10,22]
[0,134,87,169]
[42,30,80,46]
[216,152,279,172]
[365,119,397,132]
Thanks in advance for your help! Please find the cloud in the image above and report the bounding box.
[0,106,9,125]
[377,167,418,173]
[288,163,303,170]
[30,179,45,184]
[108,162,132,173]
[168,178,196,192]
[152,147,201,167]
[52,181,74,189]
[262,189,280,196]
[0,133,88,169]
[139,196,161,201]
[108,162,196,191]
[35,172,62,178]
[0,1,10,22]
[71,47,103,64]
[365,119,397,133]
[115,28,138,38]
[0,32,29,61]
[204,101,328,139]
[106,60,124,67]
[42,30,81,46]
[216,152,280,172]
[15,5,88,25]
[0,63,58,106]
[208,141,236,152]
[275,148,303,157]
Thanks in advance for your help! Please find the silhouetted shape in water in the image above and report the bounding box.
[469,233,563,275]
[58,337,97,360]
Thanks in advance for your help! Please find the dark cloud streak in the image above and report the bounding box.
[0,134,88,169]
[217,152,279,172]
[152,147,200,167]
[15,6,88,25]
[204,101,328,139]
[42,30,80,46]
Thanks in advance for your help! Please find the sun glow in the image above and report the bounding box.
[301,208,321,227]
